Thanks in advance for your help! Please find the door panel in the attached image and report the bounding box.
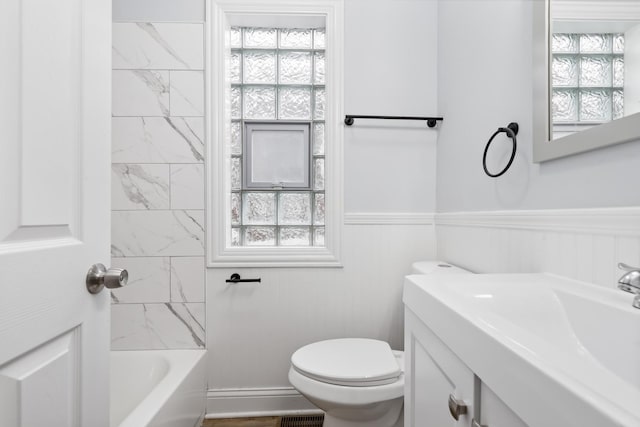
[1,0,80,240]
[20,0,80,226]
[0,0,111,425]
[0,330,80,427]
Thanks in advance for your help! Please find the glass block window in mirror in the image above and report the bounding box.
[551,33,624,124]
[230,27,326,247]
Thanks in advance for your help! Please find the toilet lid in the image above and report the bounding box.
[291,338,401,386]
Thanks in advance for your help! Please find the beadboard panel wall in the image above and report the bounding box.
[110,22,206,350]
[206,220,436,416]
[436,208,640,288]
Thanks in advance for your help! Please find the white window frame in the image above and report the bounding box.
[206,0,344,267]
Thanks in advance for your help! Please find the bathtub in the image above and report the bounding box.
[110,350,207,427]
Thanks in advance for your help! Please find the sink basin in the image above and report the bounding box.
[442,276,640,389]
[556,289,640,389]
[403,273,640,426]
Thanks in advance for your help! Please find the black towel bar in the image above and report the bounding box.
[344,115,443,128]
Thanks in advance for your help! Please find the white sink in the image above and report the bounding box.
[403,273,640,426]
[555,289,640,389]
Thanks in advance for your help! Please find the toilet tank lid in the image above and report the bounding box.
[411,261,471,275]
[291,338,401,385]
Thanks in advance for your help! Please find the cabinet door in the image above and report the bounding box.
[478,383,528,427]
[405,309,475,427]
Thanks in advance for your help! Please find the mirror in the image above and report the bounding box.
[533,0,640,162]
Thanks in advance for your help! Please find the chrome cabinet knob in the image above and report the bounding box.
[448,394,468,421]
[86,263,128,294]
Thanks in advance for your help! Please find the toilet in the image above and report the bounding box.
[288,261,471,427]
[288,338,404,427]
[410,260,471,275]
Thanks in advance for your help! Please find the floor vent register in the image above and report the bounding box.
[280,414,324,427]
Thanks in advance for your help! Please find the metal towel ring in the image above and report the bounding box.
[482,122,519,178]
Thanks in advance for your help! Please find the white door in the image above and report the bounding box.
[0,0,112,426]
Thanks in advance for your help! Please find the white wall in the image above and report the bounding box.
[344,0,438,212]
[435,1,640,318]
[113,0,438,211]
[206,0,439,415]
[436,0,640,212]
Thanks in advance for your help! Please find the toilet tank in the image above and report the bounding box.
[411,261,472,275]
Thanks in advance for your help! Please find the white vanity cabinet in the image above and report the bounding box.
[478,383,528,427]
[403,273,640,427]
[404,309,527,427]
[405,309,474,426]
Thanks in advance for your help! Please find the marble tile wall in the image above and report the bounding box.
[111,22,206,350]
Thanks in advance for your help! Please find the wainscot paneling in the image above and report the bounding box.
[436,207,640,289]
[205,218,436,416]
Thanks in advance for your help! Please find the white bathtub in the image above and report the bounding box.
[110,350,207,427]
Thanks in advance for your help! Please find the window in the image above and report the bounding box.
[551,33,625,129]
[230,27,325,247]
[207,0,344,267]
[243,122,311,190]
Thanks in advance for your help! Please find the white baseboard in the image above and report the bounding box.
[206,387,322,419]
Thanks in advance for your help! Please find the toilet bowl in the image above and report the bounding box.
[288,262,469,426]
[288,338,404,427]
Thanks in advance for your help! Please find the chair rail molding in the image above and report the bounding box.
[344,212,435,225]
[435,207,640,236]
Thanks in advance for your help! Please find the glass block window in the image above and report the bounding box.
[230,27,326,247]
[551,33,624,123]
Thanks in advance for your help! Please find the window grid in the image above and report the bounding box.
[551,33,624,124]
[230,27,326,247]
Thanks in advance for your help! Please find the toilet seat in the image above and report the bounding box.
[291,338,401,387]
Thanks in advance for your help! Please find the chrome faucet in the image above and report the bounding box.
[617,263,640,309]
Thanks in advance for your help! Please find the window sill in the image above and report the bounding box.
[208,246,342,268]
